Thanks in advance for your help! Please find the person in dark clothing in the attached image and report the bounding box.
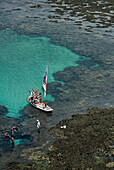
[12,126,18,135]
[12,127,18,132]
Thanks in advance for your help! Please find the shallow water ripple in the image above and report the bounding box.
[0,0,114,36]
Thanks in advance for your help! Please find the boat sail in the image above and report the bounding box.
[43,62,48,102]
[26,63,53,112]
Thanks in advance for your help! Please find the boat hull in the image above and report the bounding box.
[26,99,53,112]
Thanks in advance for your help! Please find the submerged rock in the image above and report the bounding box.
[5,108,114,170]
[47,108,114,169]
[0,105,8,115]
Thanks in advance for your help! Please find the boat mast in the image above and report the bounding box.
[45,62,48,102]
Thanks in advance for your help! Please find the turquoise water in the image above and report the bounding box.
[10,138,30,146]
[0,29,90,118]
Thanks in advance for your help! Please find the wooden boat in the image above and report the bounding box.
[26,99,53,112]
[26,63,53,112]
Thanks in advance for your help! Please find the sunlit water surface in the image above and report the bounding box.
[0,29,92,118]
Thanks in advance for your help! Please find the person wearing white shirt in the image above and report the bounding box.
[37,120,41,134]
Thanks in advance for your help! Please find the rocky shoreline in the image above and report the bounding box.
[6,107,114,170]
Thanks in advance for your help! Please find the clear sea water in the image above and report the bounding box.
[10,138,30,146]
[0,1,113,169]
[0,29,91,118]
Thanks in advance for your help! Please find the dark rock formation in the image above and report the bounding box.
[5,108,114,170]
[0,105,8,115]
[47,108,114,169]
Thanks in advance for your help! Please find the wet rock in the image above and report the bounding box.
[29,4,41,8]
[47,108,114,169]
[0,105,8,115]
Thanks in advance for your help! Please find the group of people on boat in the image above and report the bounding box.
[5,126,18,145]
[28,88,42,104]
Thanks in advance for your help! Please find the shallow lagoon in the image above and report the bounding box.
[0,29,93,118]
[0,0,114,169]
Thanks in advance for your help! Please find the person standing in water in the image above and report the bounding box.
[5,132,15,145]
[11,136,15,146]
[37,120,41,138]
[12,126,18,135]
[5,132,10,138]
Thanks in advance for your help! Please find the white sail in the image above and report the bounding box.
[43,63,48,101]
